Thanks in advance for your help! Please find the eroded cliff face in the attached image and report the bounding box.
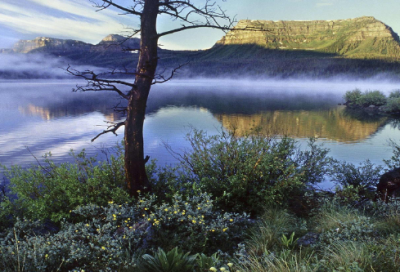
[13,37,92,53]
[216,16,400,58]
[10,34,141,54]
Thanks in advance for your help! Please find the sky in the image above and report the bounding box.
[1,0,400,50]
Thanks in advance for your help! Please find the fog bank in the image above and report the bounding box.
[0,53,105,79]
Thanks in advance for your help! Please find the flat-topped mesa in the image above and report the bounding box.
[216,16,400,58]
[94,34,141,52]
[10,35,141,54]
[13,37,91,53]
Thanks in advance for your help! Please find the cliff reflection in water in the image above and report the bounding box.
[215,107,389,143]
[18,93,126,122]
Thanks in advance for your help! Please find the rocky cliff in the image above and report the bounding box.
[13,37,92,53]
[9,34,141,54]
[216,16,400,59]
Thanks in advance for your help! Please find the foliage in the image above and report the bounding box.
[0,192,249,271]
[163,130,331,215]
[317,216,376,246]
[2,149,130,223]
[140,247,197,272]
[343,89,362,107]
[330,160,383,195]
[383,140,400,169]
[195,252,220,271]
[356,90,386,107]
[383,97,400,113]
[281,232,299,249]
[389,89,400,98]
[137,193,251,254]
[246,208,304,255]
[344,89,387,108]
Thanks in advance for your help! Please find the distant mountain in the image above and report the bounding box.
[2,17,400,79]
[10,34,141,54]
[215,16,400,59]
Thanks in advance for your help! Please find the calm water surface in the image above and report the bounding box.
[1,78,400,188]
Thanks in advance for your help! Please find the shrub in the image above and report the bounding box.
[330,160,383,190]
[2,149,130,223]
[164,130,331,215]
[389,89,400,98]
[356,90,386,107]
[382,97,400,113]
[0,193,250,271]
[137,193,251,254]
[383,140,400,169]
[343,89,362,107]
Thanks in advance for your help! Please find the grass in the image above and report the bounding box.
[1,131,400,271]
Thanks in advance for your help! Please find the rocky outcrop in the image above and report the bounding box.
[216,16,400,59]
[13,37,92,53]
[8,34,141,54]
[93,34,141,52]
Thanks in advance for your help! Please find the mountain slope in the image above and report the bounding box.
[215,16,400,59]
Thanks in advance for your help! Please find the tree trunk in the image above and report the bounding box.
[124,0,159,197]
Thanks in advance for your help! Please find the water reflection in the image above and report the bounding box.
[216,107,389,142]
[2,79,400,177]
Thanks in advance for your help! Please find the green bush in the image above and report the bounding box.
[356,90,386,107]
[137,193,251,254]
[389,89,400,98]
[343,89,362,107]
[330,160,383,190]
[0,193,249,271]
[383,97,400,113]
[2,149,130,223]
[383,140,400,169]
[163,130,331,216]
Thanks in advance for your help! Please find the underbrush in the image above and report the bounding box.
[344,88,400,114]
[1,130,400,271]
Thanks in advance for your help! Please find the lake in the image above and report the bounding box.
[1,78,400,189]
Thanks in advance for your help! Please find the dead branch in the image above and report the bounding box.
[90,0,143,16]
[91,121,125,142]
[152,63,188,84]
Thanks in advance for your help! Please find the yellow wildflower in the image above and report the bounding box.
[223,228,228,232]
[209,267,217,272]
[227,263,233,267]
[192,220,196,224]
[101,246,106,250]
[230,219,233,222]
[45,254,48,258]
[164,208,168,212]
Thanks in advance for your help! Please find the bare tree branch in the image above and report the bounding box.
[90,0,143,16]
[92,121,125,142]
[152,62,188,84]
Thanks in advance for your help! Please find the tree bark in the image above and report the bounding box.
[124,0,159,197]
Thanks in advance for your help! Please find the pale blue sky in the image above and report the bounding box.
[1,0,400,50]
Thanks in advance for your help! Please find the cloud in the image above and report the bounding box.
[0,0,138,44]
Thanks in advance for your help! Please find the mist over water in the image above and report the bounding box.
[1,78,400,189]
[0,53,105,79]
